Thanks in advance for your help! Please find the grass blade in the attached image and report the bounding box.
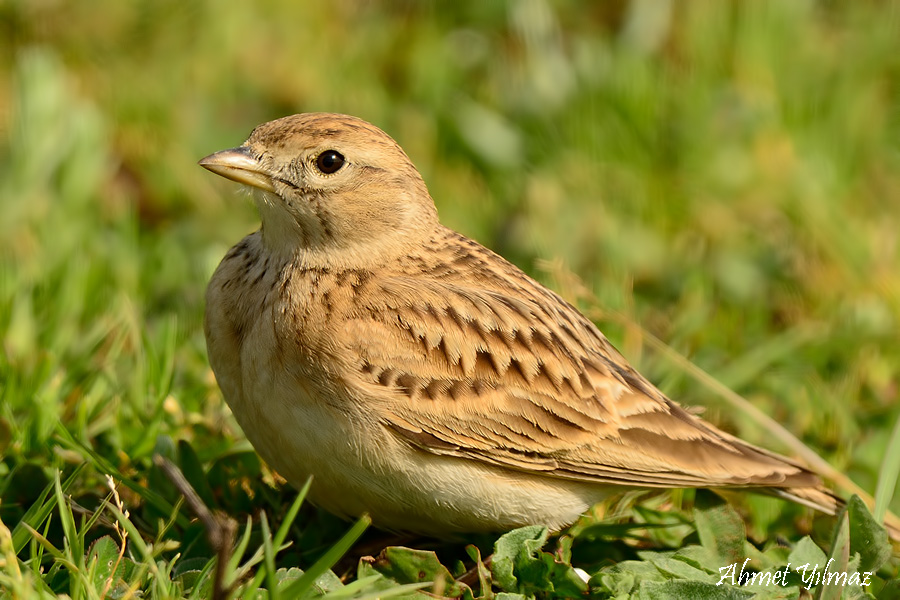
[12,464,84,554]
[246,481,311,592]
[279,515,371,598]
[873,412,900,524]
[54,423,190,528]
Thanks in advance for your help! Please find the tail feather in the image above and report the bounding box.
[772,486,900,543]
[772,486,842,515]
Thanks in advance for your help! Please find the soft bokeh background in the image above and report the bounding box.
[2,0,899,579]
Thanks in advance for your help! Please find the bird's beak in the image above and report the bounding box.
[198,146,277,193]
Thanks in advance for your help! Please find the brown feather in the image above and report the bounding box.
[337,228,820,493]
[201,113,878,536]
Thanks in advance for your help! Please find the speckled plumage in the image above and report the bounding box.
[200,113,841,534]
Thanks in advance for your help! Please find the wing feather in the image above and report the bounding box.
[337,248,819,491]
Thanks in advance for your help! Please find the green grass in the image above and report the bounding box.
[2,1,899,597]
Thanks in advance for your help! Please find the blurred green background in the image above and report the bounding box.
[2,0,899,551]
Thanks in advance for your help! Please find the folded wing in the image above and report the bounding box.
[339,266,820,492]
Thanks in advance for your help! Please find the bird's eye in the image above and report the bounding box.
[315,150,345,175]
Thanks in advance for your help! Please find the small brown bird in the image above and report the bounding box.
[200,113,842,535]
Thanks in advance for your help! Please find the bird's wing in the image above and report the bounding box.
[338,271,819,490]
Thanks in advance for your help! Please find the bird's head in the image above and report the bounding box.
[200,113,439,267]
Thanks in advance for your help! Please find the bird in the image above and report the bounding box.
[199,112,845,536]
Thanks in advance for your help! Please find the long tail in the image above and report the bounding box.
[773,486,900,543]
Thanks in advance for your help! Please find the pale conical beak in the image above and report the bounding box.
[198,146,277,193]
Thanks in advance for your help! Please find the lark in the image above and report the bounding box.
[200,113,841,535]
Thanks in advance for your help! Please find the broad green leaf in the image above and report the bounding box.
[490,525,587,597]
[491,525,548,591]
[736,582,801,600]
[846,495,891,573]
[176,568,207,596]
[594,570,639,597]
[594,560,667,595]
[87,535,124,592]
[693,491,744,567]
[646,556,715,582]
[672,545,718,572]
[356,561,405,596]
[739,568,798,593]
[173,556,211,578]
[334,579,429,600]
[310,569,343,594]
[640,579,755,599]
[274,567,305,591]
[367,547,467,598]
[533,551,589,597]
[787,536,827,572]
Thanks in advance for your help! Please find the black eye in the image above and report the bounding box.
[315,150,345,174]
